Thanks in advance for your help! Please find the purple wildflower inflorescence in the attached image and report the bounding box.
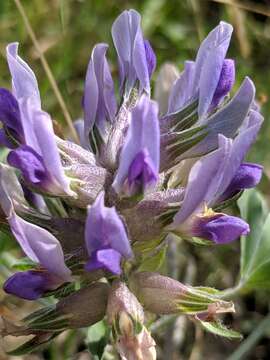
[0,9,263,359]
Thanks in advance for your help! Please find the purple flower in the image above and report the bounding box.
[8,101,73,196]
[4,270,61,301]
[0,165,72,299]
[112,9,154,95]
[176,77,256,162]
[84,44,117,144]
[113,95,160,197]
[167,22,233,116]
[84,192,133,275]
[2,43,73,197]
[171,110,263,244]
[192,212,249,245]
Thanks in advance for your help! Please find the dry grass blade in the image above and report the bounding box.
[13,0,79,143]
[211,0,270,17]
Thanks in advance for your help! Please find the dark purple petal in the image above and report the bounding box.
[7,145,50,186]
[3,270,54,300]
[210,59,235,110]
[85,248,122,275]
[144,39,156,78]
[127,148,158,195]
[193,213,249,244]
[219,162,263,201]
[0,88,24,145]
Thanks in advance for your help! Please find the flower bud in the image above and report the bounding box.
[107,281,156,360]
[130,272,235,318]
[56,282,109,328]
[1,283,110,344]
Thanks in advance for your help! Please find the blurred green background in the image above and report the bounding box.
[1,0,270,359]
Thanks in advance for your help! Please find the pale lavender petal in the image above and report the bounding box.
[33,109,72,195]
[193,213,249,244]
[84,43,116,141]
[172,144,226,225]
[18,97,41,152]
[6,43,41,106]
[112,9,150,94]
[192,22,233,116]
[9,214,71,280]
[85,192,132,258]
[113,95,160,194]
[167,61,196,114]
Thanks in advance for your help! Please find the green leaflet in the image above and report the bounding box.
[86,320,110,360]
[198,319,242,340]
[138,244,167,272]
[237,189,270,291]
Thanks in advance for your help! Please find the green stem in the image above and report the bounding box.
[218,283,244,300]
[227,314,270,360]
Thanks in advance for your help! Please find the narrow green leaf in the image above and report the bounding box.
[138,244,167,272]
[198,319,243,339]
[7,333,60,356]
[238,189,268,277]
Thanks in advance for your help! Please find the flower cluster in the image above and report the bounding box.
[0,9,263,358]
